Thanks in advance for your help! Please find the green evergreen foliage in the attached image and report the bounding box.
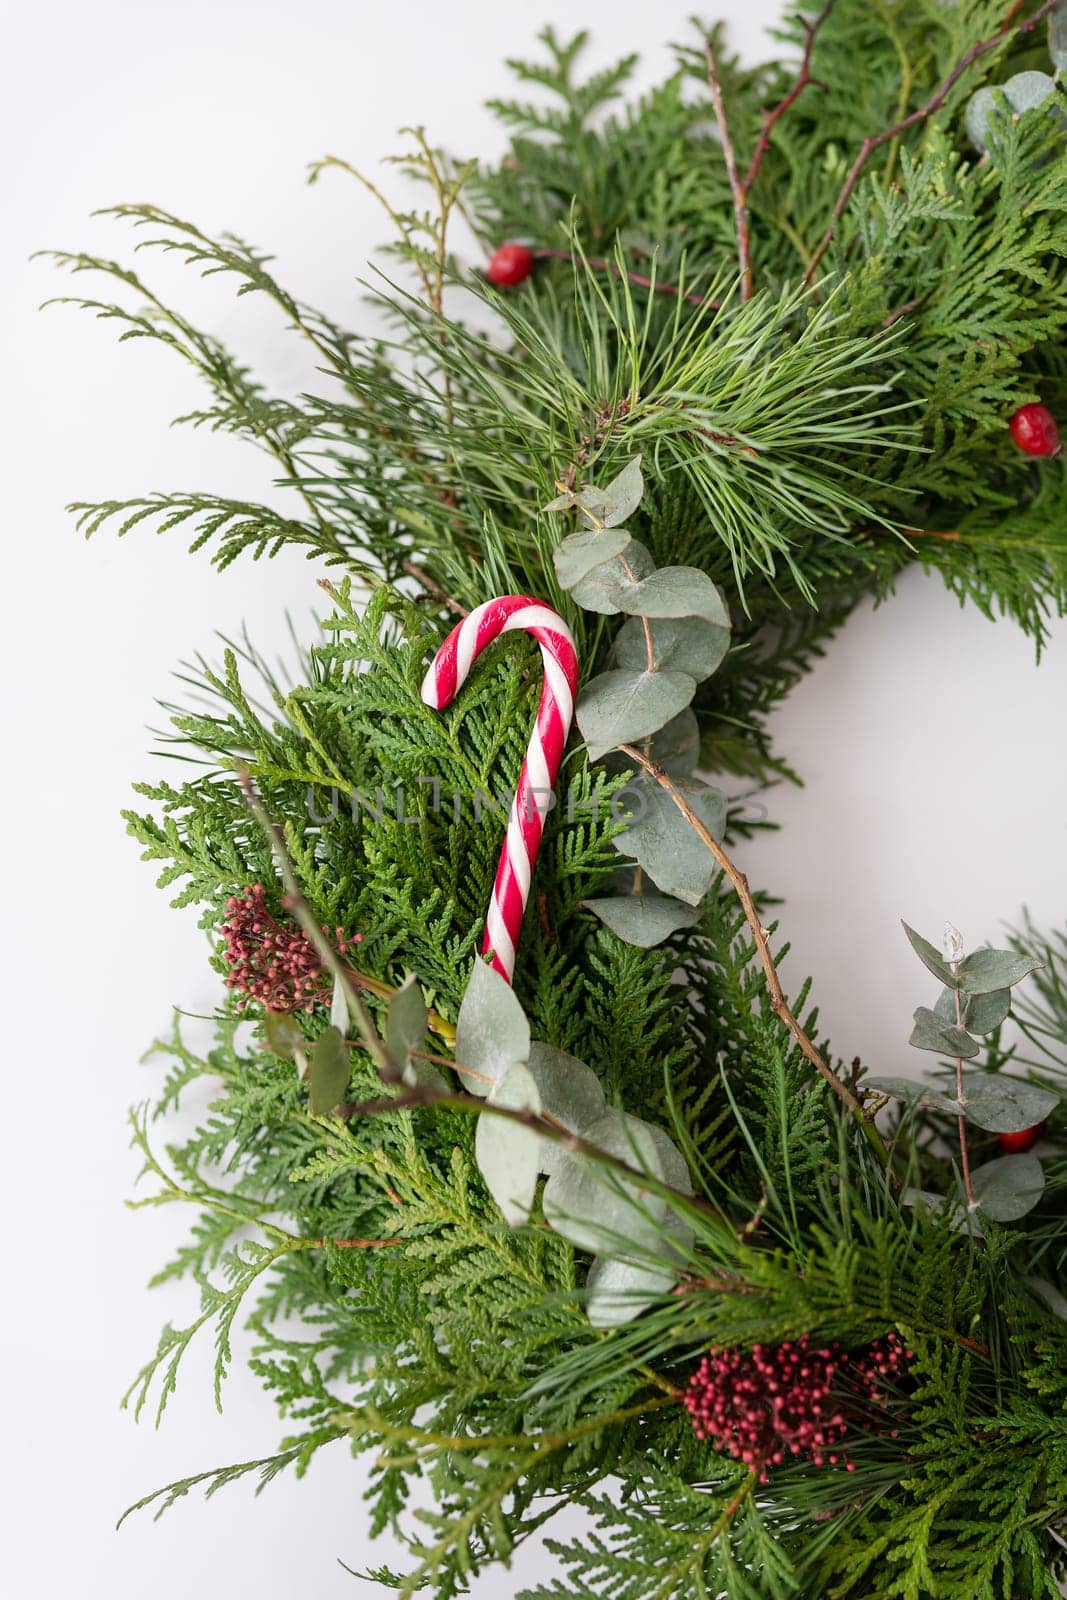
[54,3,1067,1594]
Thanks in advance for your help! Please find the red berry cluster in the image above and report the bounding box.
[221,884,361,1013]
[683,1334,910,1481]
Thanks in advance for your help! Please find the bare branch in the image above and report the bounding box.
[743,3,836,192]
[706,40,753,301]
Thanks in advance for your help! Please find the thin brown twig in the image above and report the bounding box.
[531,247,720,309]
[401,558,466,617]
[743,2,836,192]
[804,0,1062,282]
[314,1236,401,1249]
[706,41,753,301]
[617,744,894,1174]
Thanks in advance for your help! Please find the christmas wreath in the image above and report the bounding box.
[52,3,1067,1595]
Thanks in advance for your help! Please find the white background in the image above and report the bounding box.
[3,2,1066,1595]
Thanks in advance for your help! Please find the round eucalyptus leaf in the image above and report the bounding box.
[584,1252,677,1329]
[909,1005,980,1060]
[612,776,727,905]
[386,974,427,1071]
[958,1072,1059,1134]
[576,668,697,762]
[600,709,700,780]
[933,984,1011,1035]
[475,1061,542,1227]
[638,1119,693,1196]
[526,1042,607,1176]
[455,958,530,1098]
[308,1025,350,1116]
[612,565,731,625]
[1004,70,1061,115]
[587,456,644,528]
[965,86,1000,152]
[957,946,1042,996]
[542,1109,667,1254]
[971,1151,1045,1222]
[552,528,632,590]
[1024,1275,1067,1321]
[583,891,700,948]
[569,538,655,615]
[614,613,730,681]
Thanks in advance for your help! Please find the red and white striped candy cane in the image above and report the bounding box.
[420,595,579,985]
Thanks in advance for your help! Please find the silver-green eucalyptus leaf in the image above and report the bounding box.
[971,1151,1045,1222]
[902,922,956,986]
[569,539,655,615]
[612,566,731,625]
[600,709,699,779]
[584,1253,678,1329]
[386,974,427,1071]
[308,1025,350,1116]
[958,1072,1058,1134]
[455,958,530,1098]
[525,1042,607,1177]
[612,776,727,905]
[542,1109,667,1254]
[475,1060,542,1227]
[576,668,696,762]
[909,1005,980,1060]
[552,527,632,589]
[614,613,730,681]
[933,985,1011,1035]
[583,890,700,948]
[1053,2,1067,72]
[956,946,1042,995]
[863,1076,963,1118]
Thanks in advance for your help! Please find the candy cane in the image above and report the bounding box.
[420,595,579,984]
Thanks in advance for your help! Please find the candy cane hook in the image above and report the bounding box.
[420,595,579,984]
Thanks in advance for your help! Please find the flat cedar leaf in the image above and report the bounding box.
[569,539,654,615]
[582,890,700,948]
[956,946,1043,995]
[902,922,955,985]
[863,1075,963,1117]
[971,1152,1045,1221]
[613,565,731,625]
[308,1026,350,1116]
[455,958,530,1099]
[612,776,727,905]
[958,1072,1059,1133]
[909,1005,980,1059]
[614,613,730,680]
[526,1042,607,1176]
[542,1109,667,1254]
[552,527,631,589]
[934,985,1012,1034]
[475,1060,542,1227]
[576,668,696,761]
[386,975,427,1070]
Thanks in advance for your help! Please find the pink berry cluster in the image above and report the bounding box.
[683,1333,909,1481]
[221,884,361,1013]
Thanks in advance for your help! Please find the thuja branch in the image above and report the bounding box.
[804,0,1062,281]
[617,744,893,1172]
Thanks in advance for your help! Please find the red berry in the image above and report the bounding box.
[997,1121,1046,1154]
[1009,404,1062,458]
[485,243,535,288]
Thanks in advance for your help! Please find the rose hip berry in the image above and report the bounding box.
[1009,404,1062,458]
[997,1121,1047,1154]
[485,243,535,288]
